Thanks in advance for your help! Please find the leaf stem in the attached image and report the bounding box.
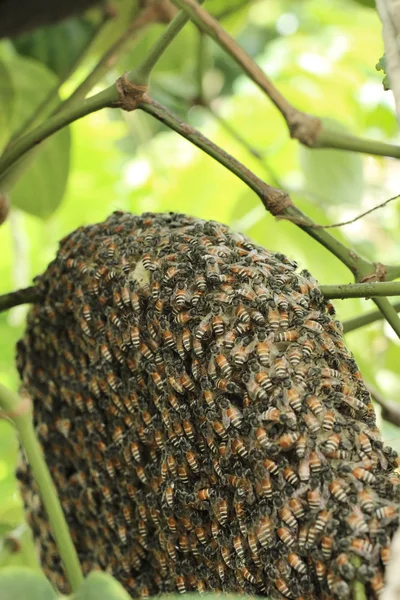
[0,384,83,591]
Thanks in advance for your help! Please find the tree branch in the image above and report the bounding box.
[372,296,400,338]
[0,1,206,180]
[133,0,205,84]
[137,96,375,280]
[0,286,40,312]
[368,383,400,428]
[170,0,400,159]
[342,301,400,334]
[59,6,154,113]
[320,281,400,299]
[10,4,114,141]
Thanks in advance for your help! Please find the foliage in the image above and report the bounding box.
[0,0,399,595]
[376,54,391,90]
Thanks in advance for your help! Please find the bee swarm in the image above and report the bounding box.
[16,212,400,599]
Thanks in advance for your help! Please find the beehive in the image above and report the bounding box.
[16,212,400,599]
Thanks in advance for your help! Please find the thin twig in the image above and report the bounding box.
[0,286,40,312]
[342,300,400,333]
[369,383,400,427]
[308,193,400,229]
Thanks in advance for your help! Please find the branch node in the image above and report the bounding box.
[289,112,322,146]
[265,189,294,216]
[361,262,387,283]
[114,75,148,111]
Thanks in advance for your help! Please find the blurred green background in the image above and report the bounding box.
[1,0,400,571]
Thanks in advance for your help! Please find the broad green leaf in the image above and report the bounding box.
[73,572,132,600]
[0,60,15,153]
[13,17,99,79]
[10,128,71,218]
[299,118,364,207]
[0,567,58,600]
[3,55,71,218]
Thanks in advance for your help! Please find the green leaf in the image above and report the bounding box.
[13,17,98,79]
[72,572,133,600]
[3,55,71,218]
[0,567,58,600]
[299,118,364,207]
[10,127,71,218]
[0,60,15,153]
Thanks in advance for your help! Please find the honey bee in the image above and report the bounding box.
[256,515,273,548]
[352,467,376,484]
[301,337,314,358]
[287,552,307,574]
[307,488,322,511]
[279,506,297,529]
[322,409,336,431]
[287,387,302,413]
[329,480,348,503]
[323,432,341,454]
[287,346,302,367]
[297,523,309,552]
[303,412,320,434]
[278,431,299,450]
[215,354,232,377]
[376,505,397,520]
[274,578,293,599]
[315,560,327,584]
[283,466,299,486]
[305,395,323,417]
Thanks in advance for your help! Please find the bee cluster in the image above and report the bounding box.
[16,212,400,599]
